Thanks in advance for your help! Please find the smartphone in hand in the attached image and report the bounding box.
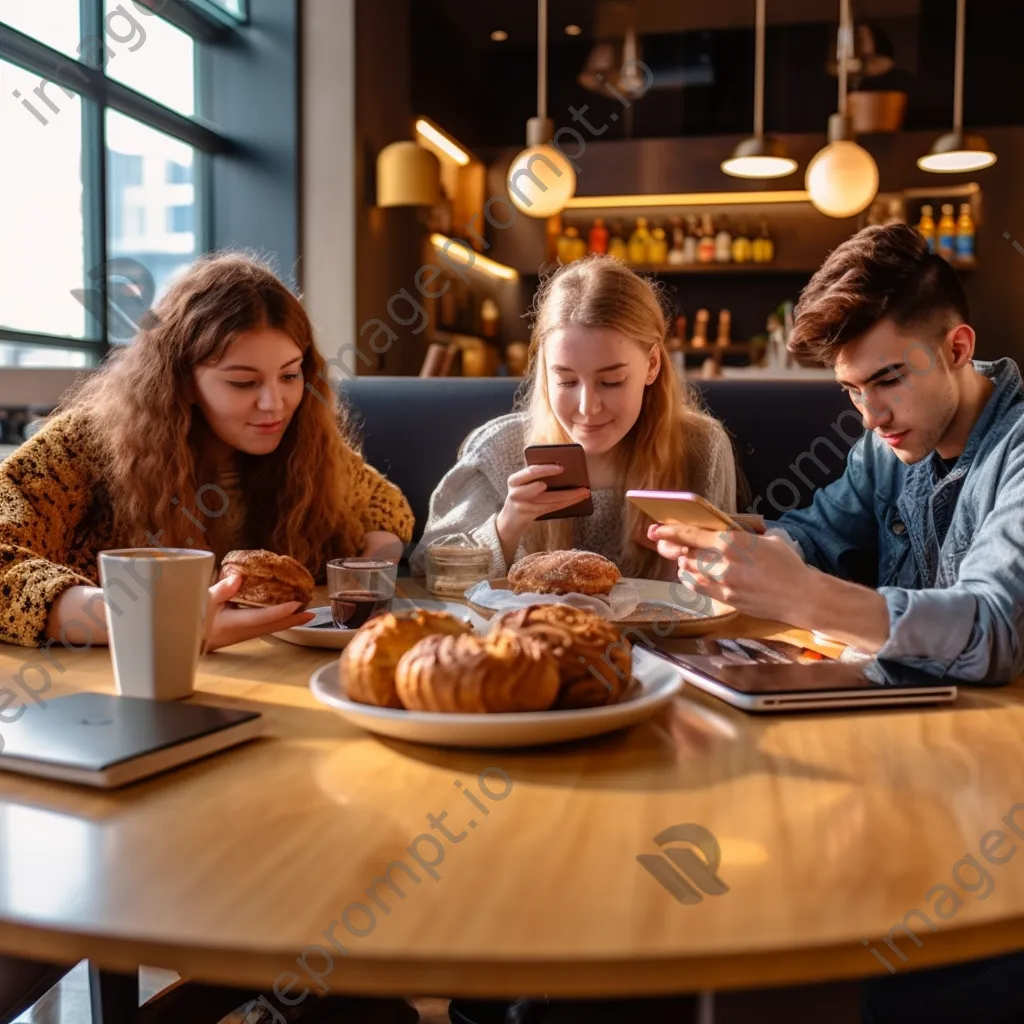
[524,442,594,520]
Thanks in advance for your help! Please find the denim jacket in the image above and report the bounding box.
[772,358,1024,683]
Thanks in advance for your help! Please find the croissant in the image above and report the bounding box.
[341,610,473,708]
[395,629,560,713]
[507,549,621,596]
[492,604,632,708]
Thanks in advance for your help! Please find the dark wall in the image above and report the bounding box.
[355,0,427,375]
[209,0,299,287]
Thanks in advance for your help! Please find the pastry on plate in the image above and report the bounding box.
[341,609,473,708]
[492,604,632,708]
[507,549,621,597]
[395,629,560,713]
[218,549,314,608]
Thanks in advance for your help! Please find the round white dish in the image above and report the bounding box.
[309,646,684,748]
[273,598,489,650]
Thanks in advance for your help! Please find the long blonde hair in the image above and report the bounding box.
[53,250,365,578]
[520,254,720,578]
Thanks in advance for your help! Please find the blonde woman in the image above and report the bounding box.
[411,254,737,579]
[0,251,414,651]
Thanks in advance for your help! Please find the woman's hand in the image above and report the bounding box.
[204,573,315,652]
[495,463,591,564]
[359,530,405,563]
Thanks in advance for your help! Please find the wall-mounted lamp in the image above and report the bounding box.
[430,233,519,281]
[376,141,441,208]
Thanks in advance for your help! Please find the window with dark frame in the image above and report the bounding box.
[0,0,245,369]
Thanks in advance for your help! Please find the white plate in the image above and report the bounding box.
[309,646,684,748]
[273,598,489,650]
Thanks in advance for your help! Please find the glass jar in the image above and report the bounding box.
[425,534,492,597]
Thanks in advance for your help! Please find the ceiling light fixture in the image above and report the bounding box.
[506,0,577,218]
[722,0,797,179]
[918,0,996,172]
[805,0,879,217]
[415,118,471,167]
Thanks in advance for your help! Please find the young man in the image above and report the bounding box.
[650,222,1024,684]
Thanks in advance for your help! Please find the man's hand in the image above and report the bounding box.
[647,522,812,621]
[204,573,315,652]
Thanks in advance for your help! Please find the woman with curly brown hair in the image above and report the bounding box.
[0,251,413,651]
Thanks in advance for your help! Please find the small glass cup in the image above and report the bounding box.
[327,558,399,629]
[425,534,492,597]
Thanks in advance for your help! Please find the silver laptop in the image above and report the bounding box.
[654,643,957,712]
[0,692,264,788]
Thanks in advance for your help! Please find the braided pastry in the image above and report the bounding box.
[341,610,473,708]
[493,604,632,708]
[507,549,621,596]
[395,629,560,713]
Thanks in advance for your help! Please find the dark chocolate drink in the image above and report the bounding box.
[329,590,392,628]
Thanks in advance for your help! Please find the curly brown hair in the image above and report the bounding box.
[53,250,367,575]
[788,223,970,366]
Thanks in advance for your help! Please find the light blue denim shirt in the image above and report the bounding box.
[771,358,1024,683]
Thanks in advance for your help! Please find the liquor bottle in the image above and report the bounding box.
[674,312,688,346]
[752,219,774,263]
[668,316,686,379]
[627,217,651,264]
[557,226,581,264]
[648,226,669,264]
[691,308,710,348]
[884,198,905,225]
[681,216,698,263]
[715,309,732,348]
[608,220,628,262]
[916,204,936,253]
[588,217,608,255]
[956,203,976,263]
[731,220,752,263]
[937,204,956,261]
[714,216,733,263]
[698,215,716,263]
[667,218,686,265]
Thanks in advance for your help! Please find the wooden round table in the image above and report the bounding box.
[1,581,1023,1000]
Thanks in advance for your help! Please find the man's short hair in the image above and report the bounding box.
[788,223,970,366]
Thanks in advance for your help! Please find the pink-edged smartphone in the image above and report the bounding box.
[524,443,594,520]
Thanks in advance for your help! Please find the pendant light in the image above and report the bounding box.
[506,0,577,218]
[805,0,879,218]
[918,0,996,172]
[722,0,796,179]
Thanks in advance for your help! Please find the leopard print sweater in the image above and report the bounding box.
[0,412,414,647]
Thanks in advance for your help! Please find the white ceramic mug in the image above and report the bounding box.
[98,548,215,700]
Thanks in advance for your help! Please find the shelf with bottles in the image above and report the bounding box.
[555,212,784,271]
[862,184,980,270]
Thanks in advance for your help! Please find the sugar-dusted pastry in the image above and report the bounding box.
[507,549,621,597]
[493,603,632,708]
[218,549,314,608]
[395,629,560,713]
[341,610,473,708]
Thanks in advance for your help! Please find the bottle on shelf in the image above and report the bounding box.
[715,309,732,348]
[956,203,976,263]
[691,308,710,348]
[698,215,716,263]
[937,204,956,261]
[752,219,774,263]
[480,297,500,339]
[668,314,686,379]
[731,220,752,264]
[588,217,609,255]
[649,226,669,264]
[667,217,686,265]
[884,198,906,225]
[681,216,698,263]
[714,216,733,263]
[608,219,628,262]
[627,217,651,264]
[916,204,937,253]
[557,225,585,264]
[674,312,688,347]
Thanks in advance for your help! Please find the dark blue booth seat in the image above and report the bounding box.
[336,376,863,543]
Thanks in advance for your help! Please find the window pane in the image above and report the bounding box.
[0,343,90,368]
[204,0,246,19]
[0,0,82,58]
[103,0,195,117]
[0,59,88,340]
[107,108,200,339]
